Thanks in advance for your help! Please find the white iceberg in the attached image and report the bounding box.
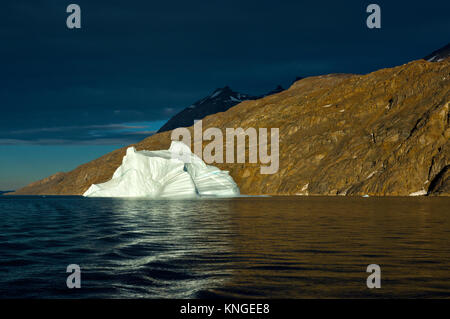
[83,141,240,198]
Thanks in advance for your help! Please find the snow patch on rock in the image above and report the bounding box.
[409,190,427,196]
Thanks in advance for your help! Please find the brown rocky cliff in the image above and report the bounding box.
[11,59,450,196]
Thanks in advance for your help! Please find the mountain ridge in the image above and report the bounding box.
[424,42,450,62]
[157,85,285,133]
[10,58,450,196]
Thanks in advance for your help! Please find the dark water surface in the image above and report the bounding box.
[0,196,449,298]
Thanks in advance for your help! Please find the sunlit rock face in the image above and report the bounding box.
[11,58,450,197]
[83,141,240,198]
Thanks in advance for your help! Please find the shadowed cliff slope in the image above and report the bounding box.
[11,59,450,196]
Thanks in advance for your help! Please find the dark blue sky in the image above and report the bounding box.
[0,0,449,189]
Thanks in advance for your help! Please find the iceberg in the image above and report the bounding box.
[83,141,240,198]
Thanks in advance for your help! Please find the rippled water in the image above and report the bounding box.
[0,196,449,298]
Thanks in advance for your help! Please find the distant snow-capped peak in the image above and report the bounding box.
[424,43,450,62]
[195,86,252,106]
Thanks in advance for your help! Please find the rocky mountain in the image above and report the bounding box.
[158,85,286,133]
[424,42,450,62]
[291,76,304,85]
[265,85,285,96]
[157,86,258,133]
[10,58,449,196]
